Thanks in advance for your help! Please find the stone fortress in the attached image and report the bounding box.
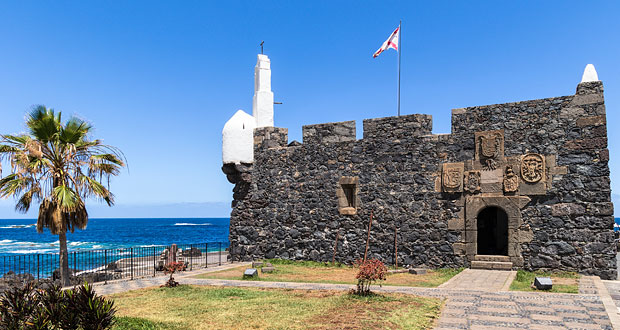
[222,55,616,280]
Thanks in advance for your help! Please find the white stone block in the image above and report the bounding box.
[581,64,599,83]
[222,110,256,164]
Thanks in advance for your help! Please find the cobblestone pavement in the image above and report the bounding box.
[92,264,618,329]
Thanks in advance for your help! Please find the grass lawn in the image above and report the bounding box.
[111,285,442,330]
[195,259,462,288]
[509,270,580,294]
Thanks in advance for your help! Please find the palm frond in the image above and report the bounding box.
[79,175,114,206]
[26,105,60,143]
[53,185,80,213]
[60,117,91,144]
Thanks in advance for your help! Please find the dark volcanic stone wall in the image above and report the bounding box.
[226,81,616,279]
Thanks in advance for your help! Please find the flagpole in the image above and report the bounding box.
[397,20,401,117]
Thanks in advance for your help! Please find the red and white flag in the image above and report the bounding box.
[373,26,400,58]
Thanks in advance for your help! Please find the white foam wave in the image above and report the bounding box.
[0,224,35,229]
[11,249,57,254]
[174,223,212,226]
[0,239,14,244]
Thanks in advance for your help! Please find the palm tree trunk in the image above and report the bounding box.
[58,229,71,286]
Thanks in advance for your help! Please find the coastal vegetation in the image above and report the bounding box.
[0,282,116,329]
[111,285,442,330]
[0,105,125,286]
[509,270,580,293]
[197,259,463,288]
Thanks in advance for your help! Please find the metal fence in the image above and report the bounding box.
[1,242,229,285]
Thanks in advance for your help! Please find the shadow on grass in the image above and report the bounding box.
[113,316,184,330]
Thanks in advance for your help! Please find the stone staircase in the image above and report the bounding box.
[470,255,513,270]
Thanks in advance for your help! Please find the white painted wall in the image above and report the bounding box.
[253,54,274,127]
[222,110,256,164]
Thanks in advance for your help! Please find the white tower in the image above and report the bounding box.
[252,54,274,127]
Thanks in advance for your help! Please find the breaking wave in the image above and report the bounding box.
[174,223,212,226]
[0,224,35,229]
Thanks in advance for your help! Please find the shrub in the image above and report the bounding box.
[353,259,388,295]
[161,262,186,288]
[0,282,116,330]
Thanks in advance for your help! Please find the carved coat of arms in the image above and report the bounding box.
[479,133,502,170]
[442,163,463,192]
[521,153,545,183]
[464,171,481,193]
[443,168,461,189]
[503,165,519,193]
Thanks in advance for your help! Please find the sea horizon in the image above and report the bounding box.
[0,217,230,256]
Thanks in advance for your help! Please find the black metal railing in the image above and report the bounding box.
[0,242,229,286]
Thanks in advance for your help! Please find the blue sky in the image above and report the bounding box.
[0,1,618,218]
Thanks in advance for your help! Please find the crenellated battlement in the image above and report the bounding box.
[363,114,432,140]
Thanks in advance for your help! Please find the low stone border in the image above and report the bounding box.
[500,270,517,291]
[593,276,620,329]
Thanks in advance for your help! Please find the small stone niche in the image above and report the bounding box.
[338,177,359,215]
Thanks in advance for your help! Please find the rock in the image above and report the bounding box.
[264,262,273,267]
[262,267,276,273]
[252,261,263,268]
[181,247,202,257]
[243,268,258,279]
[408,268,427,275]
[534,277,552,290]
[52,268,79,281]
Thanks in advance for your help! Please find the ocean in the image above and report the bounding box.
[0,218,230,257]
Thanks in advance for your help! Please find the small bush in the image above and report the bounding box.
[0,282,116,330]
[354,259,388,295]
[161,262,186,288]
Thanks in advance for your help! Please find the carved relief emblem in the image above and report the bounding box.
[521,153,545,183]
[464,171,481,193]
[442,163,463,192]
[503,165,519,193]
[479,132,502,170]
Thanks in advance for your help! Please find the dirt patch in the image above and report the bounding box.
[550,277,578,286]
[307,298,405,329]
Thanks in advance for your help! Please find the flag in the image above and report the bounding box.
[373,26,400,58]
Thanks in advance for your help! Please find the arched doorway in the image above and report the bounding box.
[477,206,508,255]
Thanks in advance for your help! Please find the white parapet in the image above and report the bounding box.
[581,64,599,83]
[253,54,274,128]
[222,110,257,164]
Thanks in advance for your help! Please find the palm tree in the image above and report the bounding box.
[0,105,125,286]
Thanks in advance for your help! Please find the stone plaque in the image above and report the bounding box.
[442,163,464,192]
[503,165,519,193]
[475,130,504,171]
[521,153,545,183]
[464,170,481,193]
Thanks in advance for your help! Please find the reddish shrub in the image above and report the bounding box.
[353,259,388,295]
[161,261,186,288]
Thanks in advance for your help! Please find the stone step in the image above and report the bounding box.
[474,255,510,262]
[471,260,513,270]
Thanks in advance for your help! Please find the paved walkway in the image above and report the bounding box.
[439,269,516,291]
[91,265,619,329]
